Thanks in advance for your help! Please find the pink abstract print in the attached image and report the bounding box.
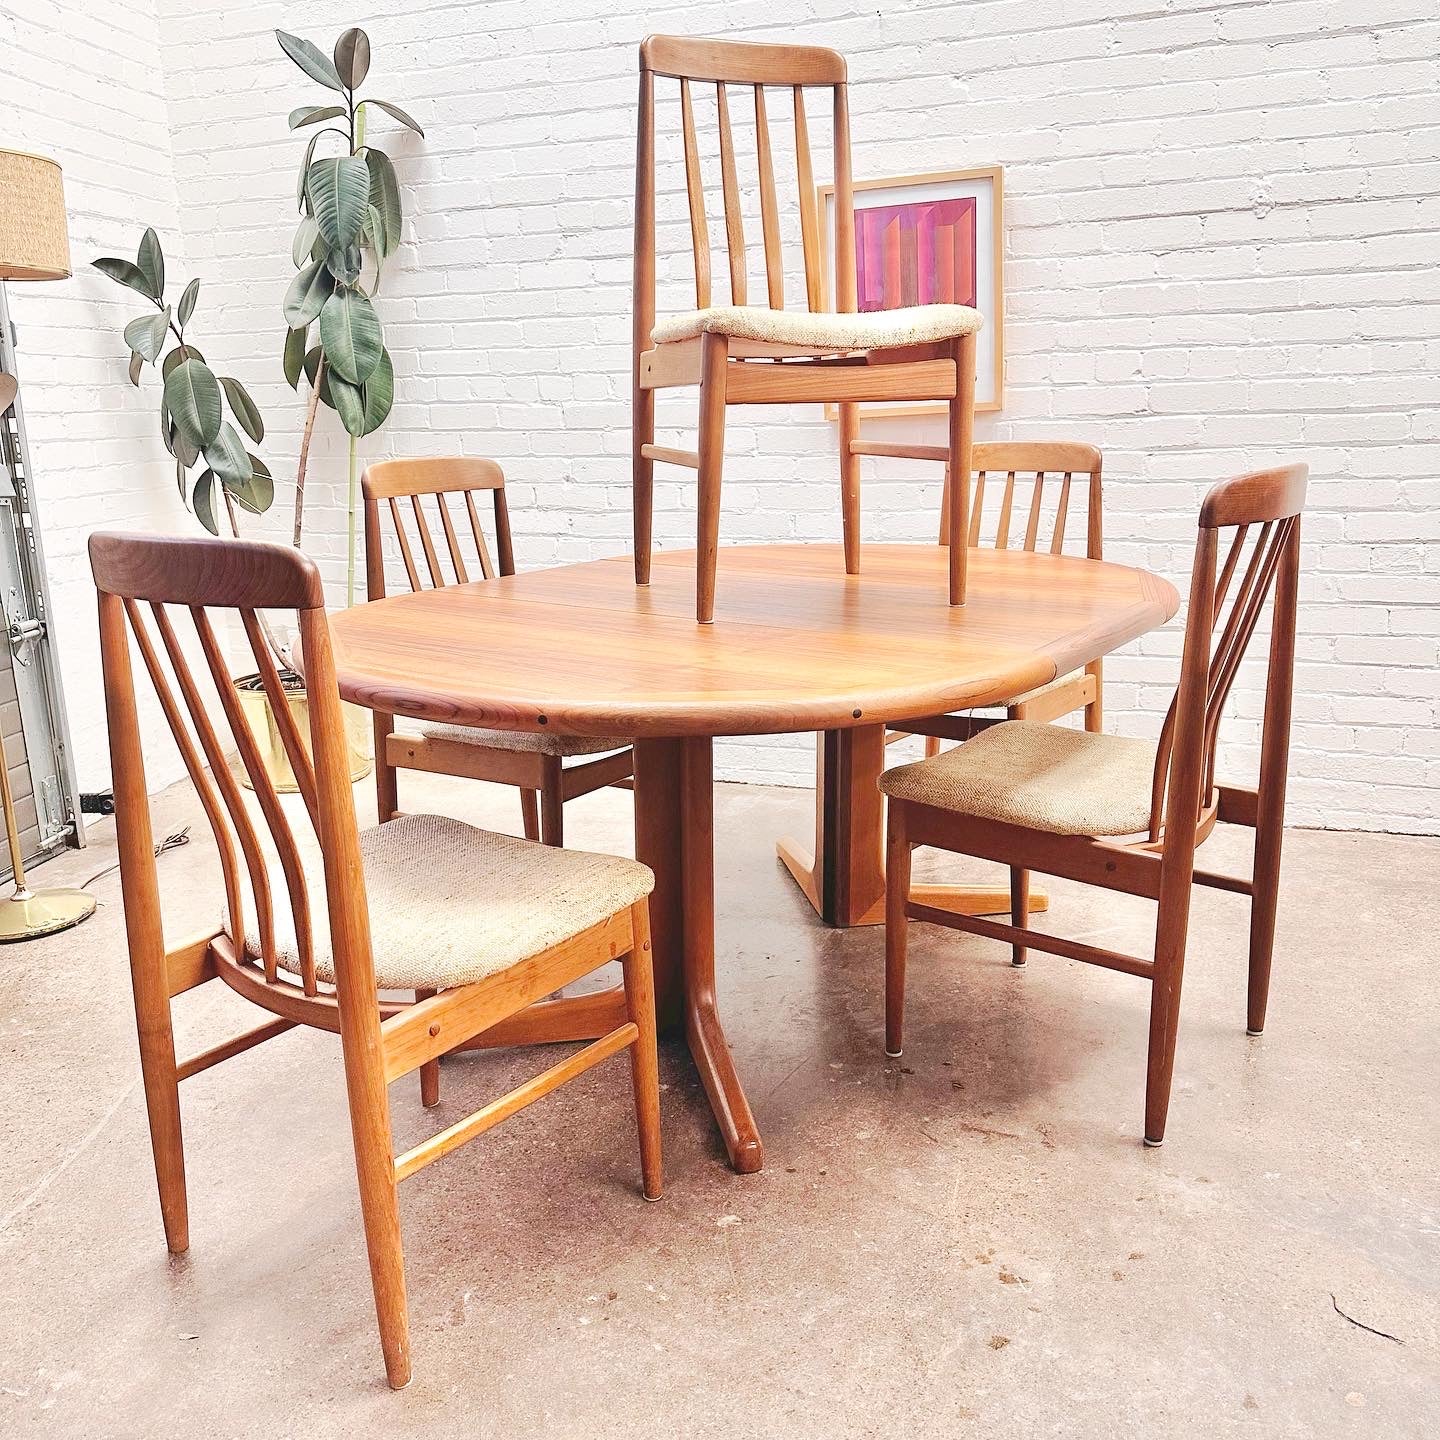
[854,196,977,312]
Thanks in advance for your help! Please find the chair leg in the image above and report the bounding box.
[416,989,440,1108]
[695,330,729,624]
[924,735,941,759]
[1247,773,1287,1037]
[1248,560,1297,1035]
[1009,867,1029,967]
[520,788,540,842]
[1144,912,1191,1147]
[1084,661,1104,734]
[838,402,861,575]
[340,1034,411,1388]
[947,332,977,606]
[634,383,655,586]
[132,977,189,1255]
[539,757,564,847]
[374,713,398,823]
[884,801,912,1057]
[622,900,663,1201]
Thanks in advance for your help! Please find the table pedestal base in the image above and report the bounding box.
[453,736,761,1174]
[776,727,1048,927]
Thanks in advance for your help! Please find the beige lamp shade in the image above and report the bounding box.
[0,149,72,281]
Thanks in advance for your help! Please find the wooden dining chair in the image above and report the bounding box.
[888,441,1105,758]
[880,464,1307,1145]
[633,35,982,622]
[92,530,662,1390]
[362,458,633,843]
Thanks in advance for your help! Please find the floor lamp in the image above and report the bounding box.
[0,147,94,941]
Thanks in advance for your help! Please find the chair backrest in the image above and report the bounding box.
[635,34,854,348]
[1148,464,1308,843]
[362,457,515,600]
[955,441,1103,559]
[91,531,377,1006]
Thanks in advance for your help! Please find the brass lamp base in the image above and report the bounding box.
[0,887,97,942]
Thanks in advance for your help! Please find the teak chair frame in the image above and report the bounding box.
[884,464,1308,1145]
[362,457,635,843]
[888,440,1106,757]
[632,34,979,622]
[92,531,661,1390]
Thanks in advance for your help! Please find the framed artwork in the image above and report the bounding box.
[819,165,1004,416]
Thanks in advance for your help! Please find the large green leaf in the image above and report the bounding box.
[276,30,344,91]
[92,257,155,301]
[319,289,382,384]
[291,216,320,268]
[359,346,394,435]
[307,154,370,250]
[365,149,401,259]
[177,277,200,327]
[303,346,336,408]
[193,469,219,535]
[168,420,200,469]
[162,395,200,467]
[288,104,346,130]
[136,229,164,299]
[128,351,144,387]
[202,421,252,487]
[283,325,308,389]
[328,375,366,437]
[220,376,264,443]
[366,99,425,137]
[231,454,275,515]
[296,130,323,209]
[162,343,204,378]
[283,258,333,328]
[124,307,169,364]
[334,28,370,89]
[164,358,222,449]
[329,244,363,285]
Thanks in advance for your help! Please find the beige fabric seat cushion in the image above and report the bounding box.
[651,303,983,351]
[419,721,629,758]
[244,814,653,991]
[880,721,1158,837]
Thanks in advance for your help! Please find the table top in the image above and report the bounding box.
[330,543,1179,738]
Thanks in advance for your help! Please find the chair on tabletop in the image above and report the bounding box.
[633,35,983,622]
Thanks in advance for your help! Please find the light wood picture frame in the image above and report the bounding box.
[819,165,1005,417]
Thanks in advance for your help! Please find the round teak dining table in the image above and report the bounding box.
[329,542,1179,1174]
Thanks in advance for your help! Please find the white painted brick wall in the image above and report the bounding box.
[0,0,195,790]
[6,0,1439,832]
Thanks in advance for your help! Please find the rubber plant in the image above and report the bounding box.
[94,229,273,533]
[278,25,423,604]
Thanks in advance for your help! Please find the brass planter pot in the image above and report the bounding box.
[234,673,372,793]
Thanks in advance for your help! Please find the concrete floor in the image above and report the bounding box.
[0,769,1436,1439]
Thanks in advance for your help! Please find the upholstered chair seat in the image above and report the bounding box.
[418,721,629,759]
[880,720,1157,837]
[246,814,654,991]
[651,303,983,350]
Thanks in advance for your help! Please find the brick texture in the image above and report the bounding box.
[4,0,1437,831]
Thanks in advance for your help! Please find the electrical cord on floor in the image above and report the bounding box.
[79,826,192,890]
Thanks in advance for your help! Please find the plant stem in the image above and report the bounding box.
[293,353,326,547]
[346,432,358,607]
